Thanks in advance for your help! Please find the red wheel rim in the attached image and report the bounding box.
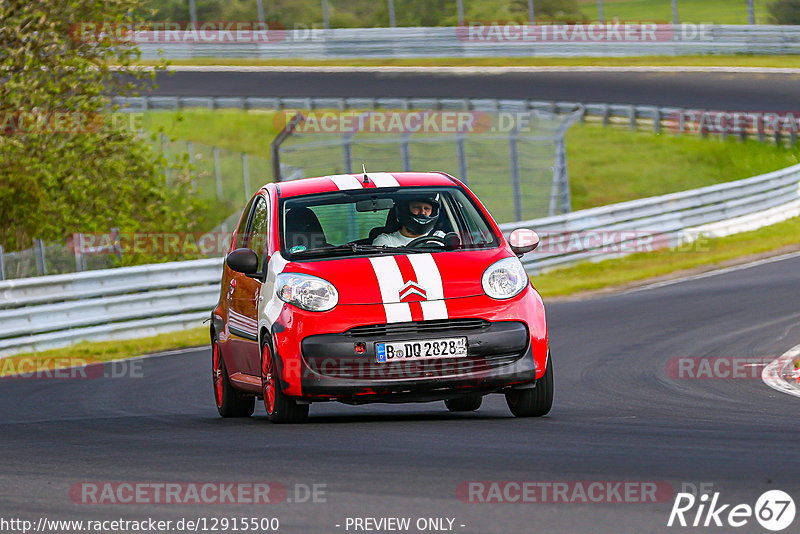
[212,343,223,408]
[262,344,275,415]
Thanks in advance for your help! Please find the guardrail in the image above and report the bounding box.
[118,95,795,146]
[501,163,800,273]
[134,25,800,59]
[2,163,799,357]
[0,258,222,356]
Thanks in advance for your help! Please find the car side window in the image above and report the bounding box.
[245,196,270,269]
[234,196,256,249]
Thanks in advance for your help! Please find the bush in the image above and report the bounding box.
[0,1,206,258]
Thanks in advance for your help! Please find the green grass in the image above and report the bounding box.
[576,0,771,25]
[565,124,800,209]
[0,327,208,377]
[532,215,800,297]
[138,55,800,68]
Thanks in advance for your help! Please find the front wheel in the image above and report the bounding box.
[261,342,309,424]
[505,350,553,417]
[212,341,255,418]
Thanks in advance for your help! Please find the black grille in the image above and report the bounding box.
[346,319,489,338]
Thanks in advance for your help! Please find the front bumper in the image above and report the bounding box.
[298,319,535,402]
[271,287,548,400]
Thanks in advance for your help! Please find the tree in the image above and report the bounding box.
[768,0,800,24]
[0,0,204,259]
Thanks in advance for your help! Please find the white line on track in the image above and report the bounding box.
[762,343,800,398]
[624,250,800,295]
[127,65,800,75]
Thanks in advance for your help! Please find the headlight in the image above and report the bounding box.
[276,273,338,312]
[481,257,528,299]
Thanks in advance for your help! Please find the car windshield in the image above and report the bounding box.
[280,186,499,259]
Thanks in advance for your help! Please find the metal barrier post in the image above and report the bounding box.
[457,133,468,185]
[73,233,84,272]
[187,141,197,191]
[213,147,223,199]
[161,133,170,183]
[34,239,46,276]
[270,113,305,182]
[509,128,523,222]
[0,245,5,280]
[401,134,411,171]
[242,153,251,200]
[342,133,353,174]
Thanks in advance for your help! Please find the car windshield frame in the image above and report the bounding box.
[278,186,500,261]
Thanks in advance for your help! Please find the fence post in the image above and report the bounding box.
[34,239,47,276]
[401,134,411,171]
[342,133,353,174]
[387,0,396,27]
[653,108,661,134]
[554,138,572,215]
[242,153,251,201]
[161,133,170,183]
[73,233,82,272]
[187,140,197,191]
[509,128,523,222]
[628,105,637,131]
[270,112,305,182]
[322,0,330,29]
[601,104,610,126]
[457,133,468,185]
[213,146,223,200]
[0,245,5,281]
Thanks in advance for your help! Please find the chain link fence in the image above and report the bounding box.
[275,108,582,223]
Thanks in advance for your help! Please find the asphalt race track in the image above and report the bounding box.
[3,254,799,533]
[147,69,800,111]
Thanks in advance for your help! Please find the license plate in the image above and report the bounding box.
[375,337,468,363]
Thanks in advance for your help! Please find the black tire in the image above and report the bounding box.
[445,394,483,412]
[505,351,553,417]
[261,341,309,424]
[212,341,255,418]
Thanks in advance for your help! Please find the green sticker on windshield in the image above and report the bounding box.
[290,245,307,253]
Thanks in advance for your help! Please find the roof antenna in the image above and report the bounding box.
[362,163,369,184]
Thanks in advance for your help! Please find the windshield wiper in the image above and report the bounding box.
[292,244,415,257]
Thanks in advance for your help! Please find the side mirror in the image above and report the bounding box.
[509,228,540,257]
[226,248,259,275]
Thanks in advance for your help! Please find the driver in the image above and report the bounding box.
[372,196,445,247]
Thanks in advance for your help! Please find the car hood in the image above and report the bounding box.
[282,248,512,305]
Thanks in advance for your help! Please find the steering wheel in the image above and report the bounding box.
[405,235,446,248]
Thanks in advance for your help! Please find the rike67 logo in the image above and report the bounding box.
[668,490,795,531]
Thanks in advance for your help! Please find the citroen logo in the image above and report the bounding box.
[399,280,427,301]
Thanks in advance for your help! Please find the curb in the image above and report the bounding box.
[762,344,800,398]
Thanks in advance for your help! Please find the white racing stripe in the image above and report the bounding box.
[368,172,400,188]
[407,254,448,320]
[369,256,412,323]
[327,174,363,190]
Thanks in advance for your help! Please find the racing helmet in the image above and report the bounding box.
[395,194,440,236]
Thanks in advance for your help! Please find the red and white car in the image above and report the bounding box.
[210,171,551,423]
